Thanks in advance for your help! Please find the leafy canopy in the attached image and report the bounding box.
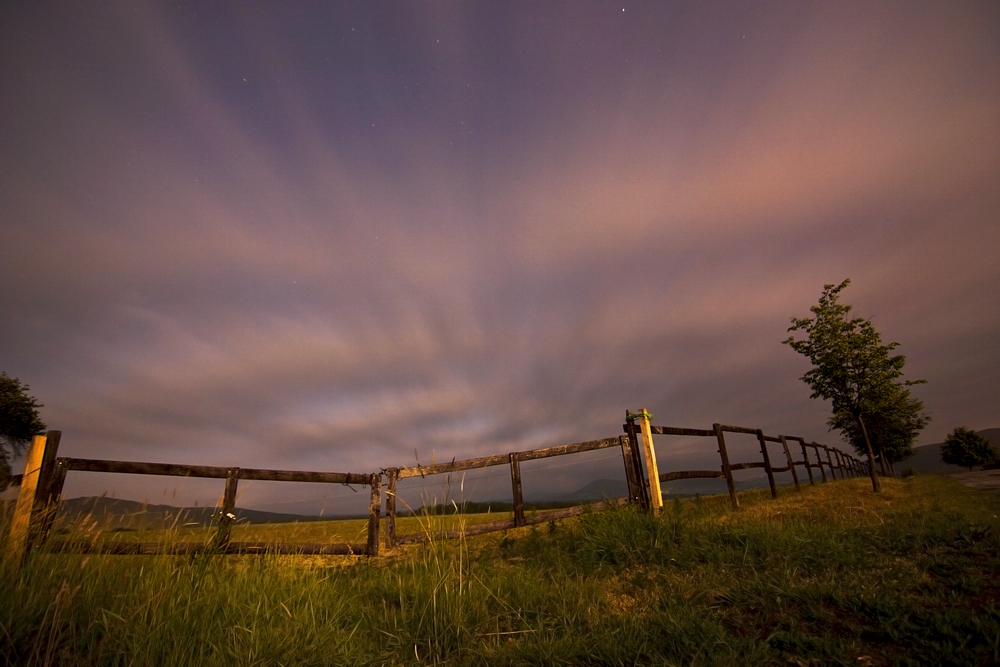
[940,427,996,471]
[0,372,47,479]
[784,280,929,463]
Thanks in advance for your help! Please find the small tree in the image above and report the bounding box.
[0,372,47,480]
[784,280,930,492]
[941,427,997,471]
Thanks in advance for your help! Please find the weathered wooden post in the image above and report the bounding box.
[713,424,740,510]
[623,411,650,510]
[823,446,837,479]
[755,429,778,499]
[210,467,239,552]
[385,468,398,548]
[7,431,61,562]
[509,453,525,527]
[797,439,815,485]
[367,473,381,556]
[633,409,662,514]
[812,444,828,482]
[779,436,801,491]
[618,434,643,506]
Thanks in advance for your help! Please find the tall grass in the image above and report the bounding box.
[2,475,999,665]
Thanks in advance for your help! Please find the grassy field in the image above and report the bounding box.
[44,509,520,547]
[2,475,999,665]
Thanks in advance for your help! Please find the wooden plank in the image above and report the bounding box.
[729,461,766,471]
[396,454,509,479]
[385,468,398,548]
[824,446,838,479]
[770,465,792,473]
[59,458,372,485]
[714,424,740,509]
[239,469,373,485]
[7,433,51,562]
[660,470,725,482]
[792,438,815,485]
[779,436,801,491]
[811,444,828,482]
[367,473,381,556]
[619,434,643,506]
[34,451,68,548]
[761,435,782,443]
[718,424,758,435]
[637,409,663,514]
[61,458,232,478]
[510,454,525,527]
[756,429,779,500]
[648,426,715,437]
[211,468,239,550]
[515,437,620,462]
[623,412,650,510]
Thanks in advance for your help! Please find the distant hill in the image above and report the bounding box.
[904,428,1000,474]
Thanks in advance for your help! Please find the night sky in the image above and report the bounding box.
[2,2,997,510]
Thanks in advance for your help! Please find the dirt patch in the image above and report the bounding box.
[946,469,1000,491]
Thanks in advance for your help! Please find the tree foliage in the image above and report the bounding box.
[940,427,997,471]
[784,280,930,468]
[0,372,46,479]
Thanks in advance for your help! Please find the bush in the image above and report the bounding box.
[940,427,997,471]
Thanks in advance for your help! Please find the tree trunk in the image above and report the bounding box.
[857,413,881,493]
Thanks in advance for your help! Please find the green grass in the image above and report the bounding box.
[2,475,999,665]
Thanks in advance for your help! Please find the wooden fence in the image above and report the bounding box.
[5,412,870,561]
[383,435,636,546]
[622,409,867,511]
[5,431,381,561]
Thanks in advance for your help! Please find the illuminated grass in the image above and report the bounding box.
[2,476,998,665]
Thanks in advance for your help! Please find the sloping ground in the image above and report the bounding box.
[3,476,999,666]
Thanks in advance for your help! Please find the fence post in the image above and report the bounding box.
[618,434,643,506]
[7,431,60,562]
[635,409,663,514]
[624,411,650,510]
[211,467,239,551]
[812,444,828,482]
[798,440,815,485]
[510,453,525,527]
[385,468,398,548]
[755,429,778,499]
[714,424,740,510]
[824,446,837,479]
[779,436,801,491]
[34,457,69,547]
[367,473,381,556]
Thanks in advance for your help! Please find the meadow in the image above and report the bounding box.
[2,475,998,665]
